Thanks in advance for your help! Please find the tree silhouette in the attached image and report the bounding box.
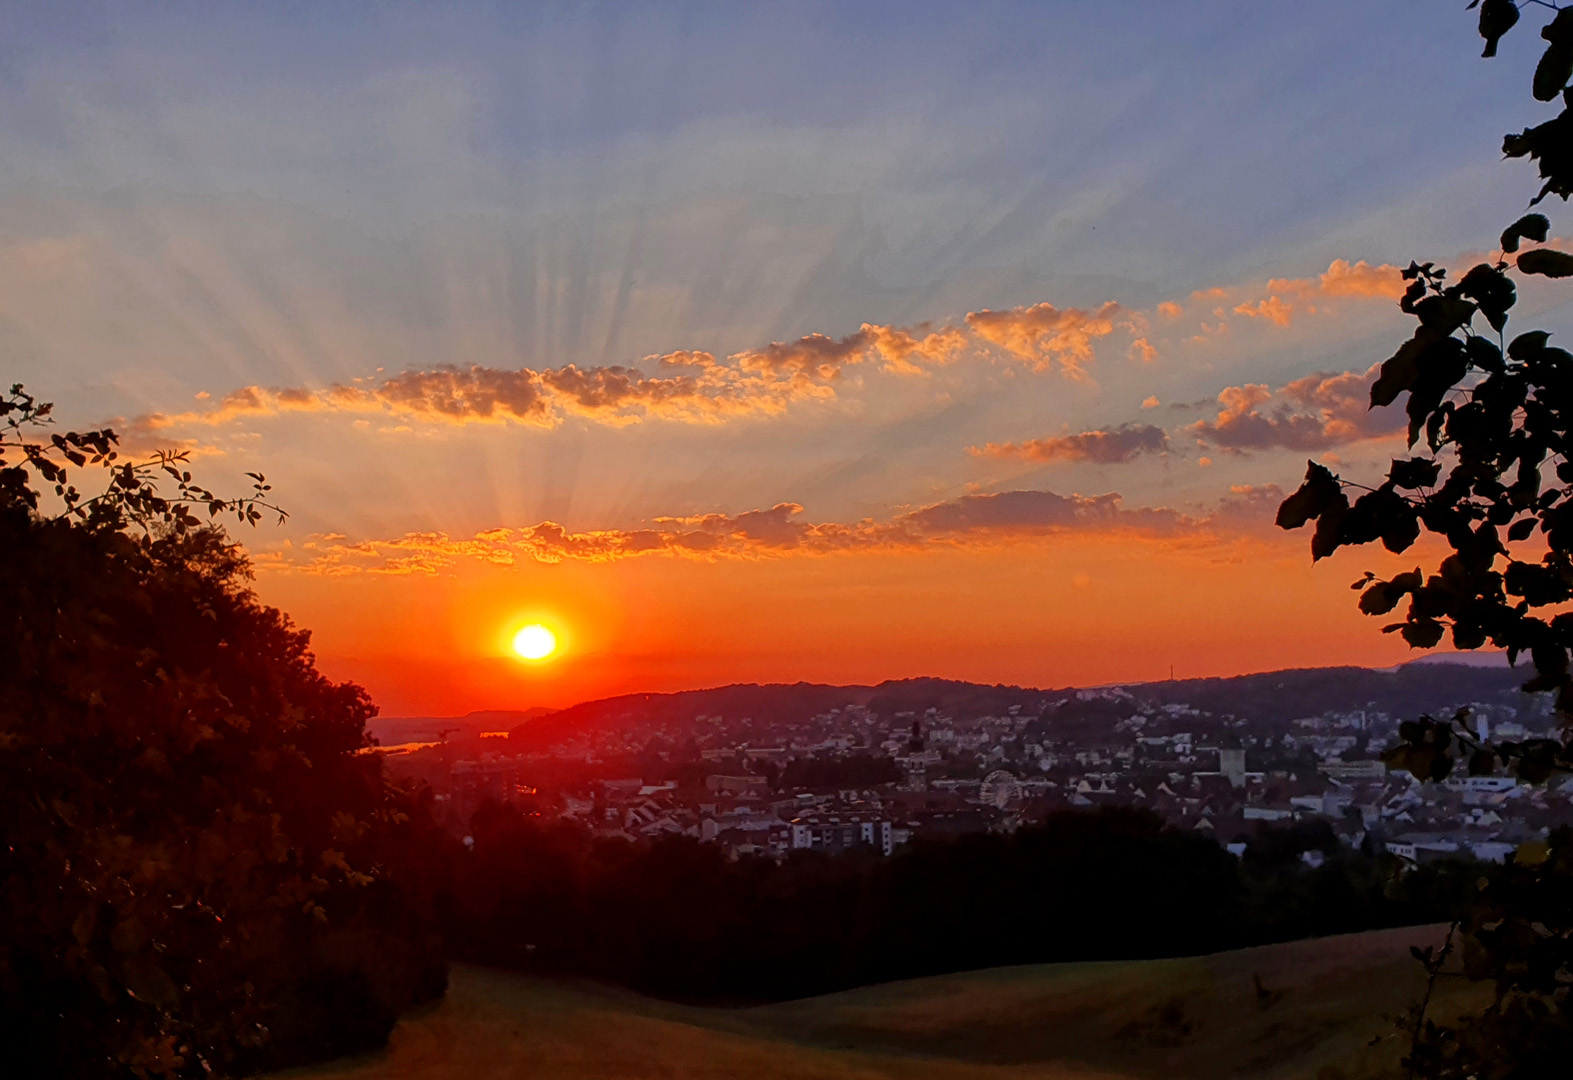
[1279,6,1573,784]
[1276,5,1573,1073]
[0,387,445,1078]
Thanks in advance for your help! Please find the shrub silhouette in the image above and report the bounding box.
[0,387,445,1078]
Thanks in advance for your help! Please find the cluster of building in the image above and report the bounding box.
[393,683,1573,866]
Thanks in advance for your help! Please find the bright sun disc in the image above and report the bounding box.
[512,624,557,660]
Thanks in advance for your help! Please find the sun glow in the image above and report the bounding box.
[511,623,558,661]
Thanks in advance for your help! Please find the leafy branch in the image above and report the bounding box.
[1278,6,1573,778]
[0,384,285,536]
[1280,6,1573,1075]
[1401,923,1459,1080]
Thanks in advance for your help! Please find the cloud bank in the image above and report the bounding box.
[123,251,1418,456]
[271,487,1205,575]
[139,319,978,433]
[144,357,836,432]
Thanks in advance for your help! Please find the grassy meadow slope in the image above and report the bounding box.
[278,926,1486,1080]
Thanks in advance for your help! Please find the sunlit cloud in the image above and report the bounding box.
[861,322,969,374]
[1277,258,1407,300]
[138,317,972,434]
[1127,337,1159,364]
[971,423,1168,465]
[117,247,1417,446]
[1230,259,1404,328]
[1160,260,1406,345]
[266,487,1218,575]
[142,358,836,432]
[963,300,1121,377]
[894,489,1184,535]
[731,321,966,378]
[1232,295,1295,326]
[1187,363,1403,452]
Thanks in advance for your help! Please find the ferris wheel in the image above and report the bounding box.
[981,770,1019,807]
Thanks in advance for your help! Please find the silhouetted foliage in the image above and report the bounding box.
[0,387,446,1078]
[1277,7,1573,1074]
[1279,4,1573,782]
[1402,825,1573,1077]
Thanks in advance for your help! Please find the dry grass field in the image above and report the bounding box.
[278,925,1488,1080]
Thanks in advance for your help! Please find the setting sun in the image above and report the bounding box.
[511,623,558,661]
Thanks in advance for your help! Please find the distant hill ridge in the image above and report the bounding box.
[501,657,1532,751]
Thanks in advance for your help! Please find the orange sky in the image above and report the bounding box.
[254,528,1445,716]
[38,234,1551,718]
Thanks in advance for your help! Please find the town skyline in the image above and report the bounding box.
[382,657,1557,872]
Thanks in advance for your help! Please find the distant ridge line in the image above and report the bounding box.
[374,654,1516,729]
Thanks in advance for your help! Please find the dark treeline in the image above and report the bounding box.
[440,802,1476,1003]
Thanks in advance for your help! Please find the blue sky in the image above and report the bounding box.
[0,2,1541,253]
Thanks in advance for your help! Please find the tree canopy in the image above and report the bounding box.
[0,387,445,1078]
[1278,1,1573,785]
[1276,5,1573,1073]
